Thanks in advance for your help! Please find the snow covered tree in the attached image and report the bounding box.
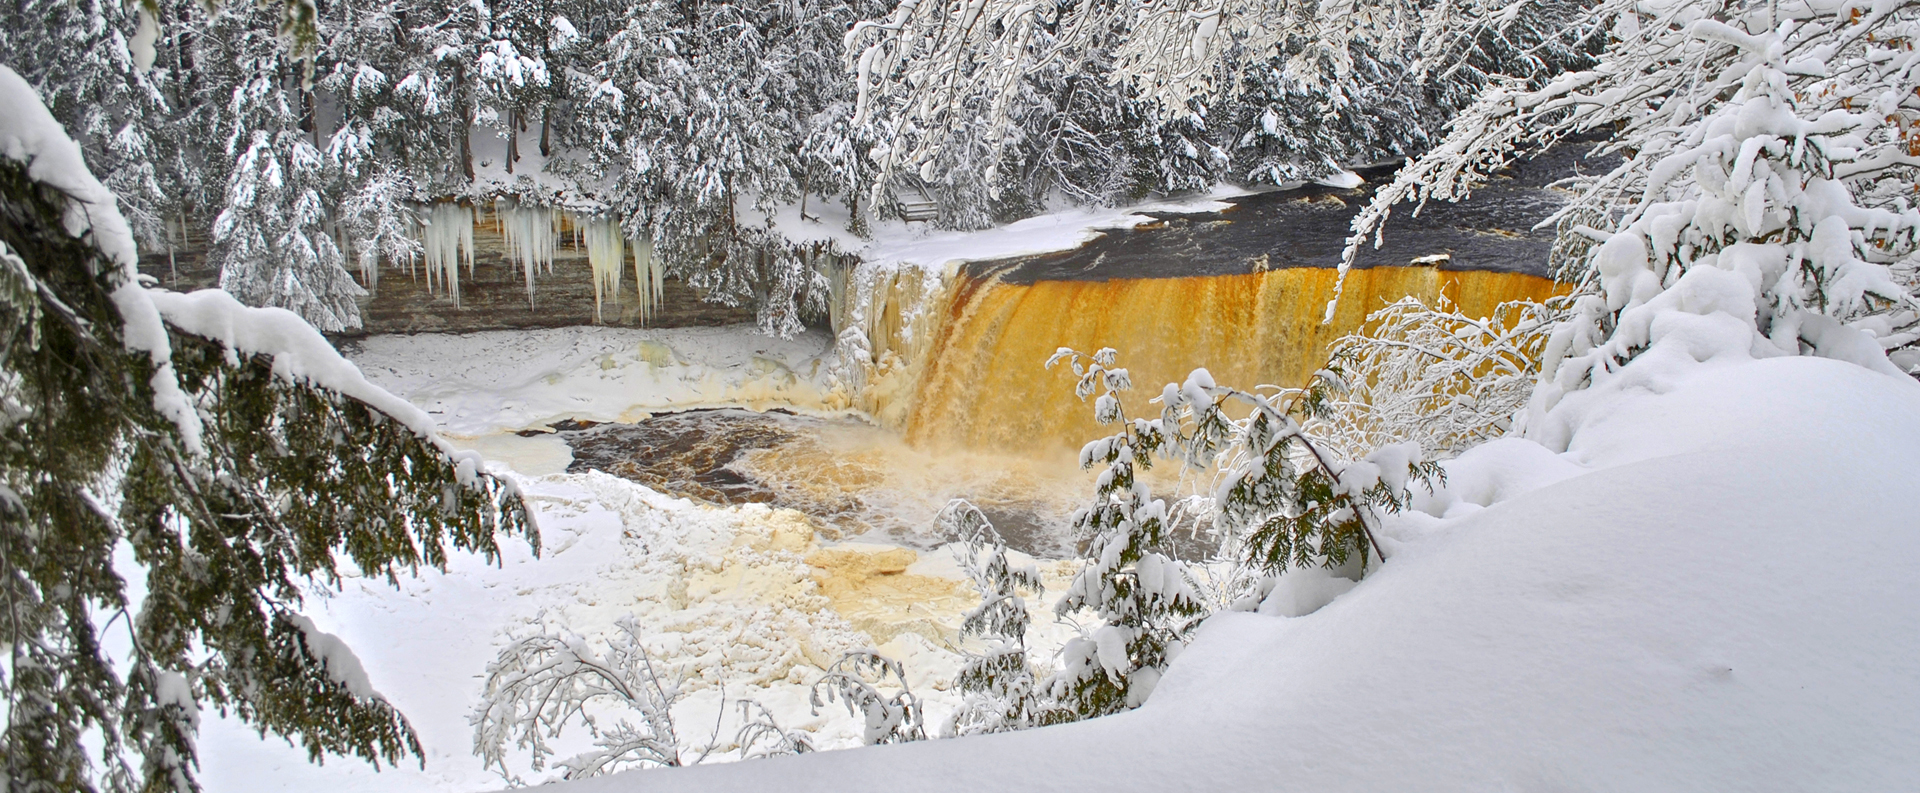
[0,67,531,792]
[937,499,1047,737]
[1042,348,1206,720]
[0,0,189,251]
[844,0,1605,205]
[1347,0,1920,433]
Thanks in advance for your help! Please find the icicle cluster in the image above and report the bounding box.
[421,202,475,307]
[632,233,663,326]
[580,217,625,323]
[497,199,558,309]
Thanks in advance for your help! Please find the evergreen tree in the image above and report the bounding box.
[0,67,532,792]
[1041,348,1205,719]
[938,500,1047,736]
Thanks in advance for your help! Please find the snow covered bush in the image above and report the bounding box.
[810,650,928,746]
[1315,296,1565,460]
[472,617,691,783]
[938,499,1047,737]
[0,66,531,792]
[1037,347,1441,720]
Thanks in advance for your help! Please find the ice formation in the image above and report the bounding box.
[632,232,663,326]
[580,217,625,323]
[421,202,475,307]
[498,198,558,308]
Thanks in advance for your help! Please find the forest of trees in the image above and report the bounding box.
[2,0,1601,335]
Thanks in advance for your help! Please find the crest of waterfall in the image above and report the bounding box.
[581,217,625,323]
[498,199,558,308]
[631,233,662,326]
[421,202,475,307]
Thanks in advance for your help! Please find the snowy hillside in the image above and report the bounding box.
[545,355,1920,791]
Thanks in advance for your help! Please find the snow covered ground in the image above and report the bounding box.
[542,355,1920,791]
[198,322,1097,792]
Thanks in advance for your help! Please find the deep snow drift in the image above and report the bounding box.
[552,354,1920,791]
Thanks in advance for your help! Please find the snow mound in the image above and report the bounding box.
[558,354,1920,791]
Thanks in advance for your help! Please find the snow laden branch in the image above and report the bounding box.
[0,64,533,792]
[472,617,688,784]
[1314,295,1566,459]
[810,650,928,745]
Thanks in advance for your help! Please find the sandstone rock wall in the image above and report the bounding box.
[136,205,760,335]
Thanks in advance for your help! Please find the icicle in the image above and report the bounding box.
[498,198,558,309]
[582,217,625,323]
[631,233,662,327]
[421,202,475,307]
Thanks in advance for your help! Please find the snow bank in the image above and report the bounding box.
[858,186,1249,275]
[346,325,843,437]
[556,354,1920,791]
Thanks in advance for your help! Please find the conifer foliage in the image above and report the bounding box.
[938,499,1046,736]
[1035,347,1437,722]
[0,69,531,792]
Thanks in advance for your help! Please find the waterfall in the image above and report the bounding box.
[897,267,1567,454]
[497,198,558,308]
[421,202,475,307]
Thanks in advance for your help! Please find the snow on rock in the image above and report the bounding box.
[553,354,1920,791]
[858,186,1249,276]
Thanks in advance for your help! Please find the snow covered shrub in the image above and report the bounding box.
[938,499,1048,737]
[1042,348,1208,720]
[1041,348,1441,720]
[472,617,691,783]
[1159,363,1443,577]
[0,67,531,792]
[1351,0,1920,424]
[1315,296,1565,460]
[732,701,815,760]
[810,650,927,745]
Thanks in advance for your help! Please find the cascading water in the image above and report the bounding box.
[899,265,1567,454]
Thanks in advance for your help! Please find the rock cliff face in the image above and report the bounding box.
[136,205,759,335]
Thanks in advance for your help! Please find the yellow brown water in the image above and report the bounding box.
[904,267,1566,454]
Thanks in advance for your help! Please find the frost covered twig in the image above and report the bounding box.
[472,617,686,783]
[809,650,926,746]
